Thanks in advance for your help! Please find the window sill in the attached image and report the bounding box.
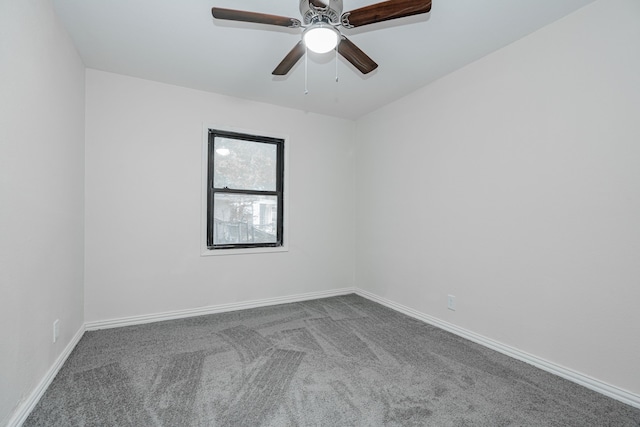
[200,245,288,256]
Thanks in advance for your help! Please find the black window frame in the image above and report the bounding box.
[207,129,284,250]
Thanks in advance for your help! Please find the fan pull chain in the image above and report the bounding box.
[335,47,339,82]
[304,45,309,95]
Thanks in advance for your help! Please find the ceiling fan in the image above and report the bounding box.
[211,0,432,76]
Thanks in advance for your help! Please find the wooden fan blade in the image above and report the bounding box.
[212,7,301,28]
[341,0,432,28]
[272,41,306,75]
[337,36,378,74]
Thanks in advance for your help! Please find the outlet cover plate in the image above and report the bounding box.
[447,295,456,311]
[53,319,60,343]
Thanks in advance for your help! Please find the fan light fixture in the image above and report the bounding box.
[303,25,339,54]
[212,0,433,76]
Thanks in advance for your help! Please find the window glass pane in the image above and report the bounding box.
[213,193,278,245]
[213,137,277,191]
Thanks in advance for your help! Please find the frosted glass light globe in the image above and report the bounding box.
[303,26,339,54]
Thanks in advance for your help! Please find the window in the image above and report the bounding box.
[206,129,284,250]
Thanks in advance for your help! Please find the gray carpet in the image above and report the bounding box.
[24,294,640,426]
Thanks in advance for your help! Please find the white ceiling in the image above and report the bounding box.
[53,0,596,120]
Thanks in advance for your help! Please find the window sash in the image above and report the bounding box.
[207,130,284,249]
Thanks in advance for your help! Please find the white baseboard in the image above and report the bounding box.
[7,325,85,427]
[85,287,357,331]
[354,288,640,410]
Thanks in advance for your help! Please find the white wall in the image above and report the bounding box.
[84,70,355,322]
[355,0,640,395]
[0,0,85,424]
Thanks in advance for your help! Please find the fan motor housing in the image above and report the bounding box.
[300,0,343,25]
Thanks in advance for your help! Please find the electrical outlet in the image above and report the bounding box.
[447,295,456,311]
[53,319,60,343]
